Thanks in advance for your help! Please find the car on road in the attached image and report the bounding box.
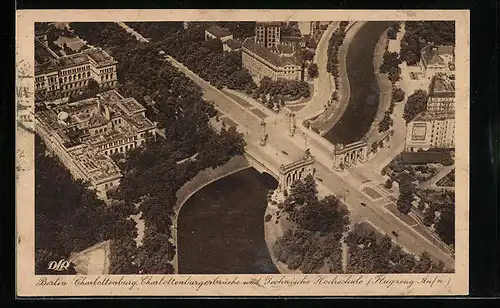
[315,176,323,182]
[391,231,399,237]
[360,202,367,207]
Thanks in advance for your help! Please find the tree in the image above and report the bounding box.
[274,175,350,273]
[385,179,393,189]
[306,37,317,49]
[203,38,223,53]
[392,87,405,102]
[414,252,433,273]
[380,51,402,74]
[371,142,378,153]
[308,63,319,79]
[302,49,315,61]
[400,21,455,65]
[378,112,393,133]
[423,208,436,226]
[244,83,254,95]
[403,90,428,123]
[435,201,455,245]
[396,177,414,214]
[288,174,318,207]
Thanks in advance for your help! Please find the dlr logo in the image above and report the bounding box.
[47,259,70,272]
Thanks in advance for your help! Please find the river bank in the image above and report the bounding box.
[177,168,278,274]
[323,21,394,145]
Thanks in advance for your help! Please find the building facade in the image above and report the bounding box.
[242,22,304,82]
[405,112,455,151]
[242,41,303,82]
[427,73,455,113]
[35,38,118,101]
[35,90,156,199]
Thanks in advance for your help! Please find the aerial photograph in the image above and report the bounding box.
[32,20,456,275]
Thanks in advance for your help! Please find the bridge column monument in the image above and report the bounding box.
[288,112,296,137]
[260,119,267,146]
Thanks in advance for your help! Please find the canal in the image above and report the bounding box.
[324,21,393,145]
[178,168,279,274]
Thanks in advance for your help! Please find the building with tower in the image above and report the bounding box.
[255,22,281,48]
[242,21,304,82]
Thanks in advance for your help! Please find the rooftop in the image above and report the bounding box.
[71,146,121,184]
[401,151,452,165]
[84,49,117,67]
[413,111,455,121]
[282,36,305,42]
[242,37,302,67]
[223,38,242,50]
[256,21,282,27]
[421,44,454,67]
[206,25,233,38]
[274,44,295,55]
[429,74,455,98]
[59,53,90,69]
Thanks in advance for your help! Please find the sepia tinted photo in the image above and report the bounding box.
[16,10,469,296]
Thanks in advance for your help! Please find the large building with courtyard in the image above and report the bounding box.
[35,36,118,100]
[35,90,157,199]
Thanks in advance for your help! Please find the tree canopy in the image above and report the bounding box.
[346,223,445,273]
[308,63,319,79]
[274,175,350,273]
[403,90,428,123]
[400,21,455,65]
[35,136,137,274]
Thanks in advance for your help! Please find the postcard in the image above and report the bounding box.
[16,9,469,296]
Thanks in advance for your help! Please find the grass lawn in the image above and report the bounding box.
[250,108,268,119]
[361,186,382,200]
[222,89,253,108]
[384,203,418,226]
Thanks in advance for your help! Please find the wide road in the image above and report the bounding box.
[165,55,455,269]
[296,22,338,120]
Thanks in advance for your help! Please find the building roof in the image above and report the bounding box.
[223,38,242,50]
[59,53,90,69]
[421,44,454,67]
[35,46,117,75]
[413,111,455,122]
[256,21,282,27]
[429,74,455,98]
[274,44,295,55]
[401,151,452,165]
[206,25,233,38]
[282,36,305,43]
[83,48,117,67]
[242,37,302,67]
